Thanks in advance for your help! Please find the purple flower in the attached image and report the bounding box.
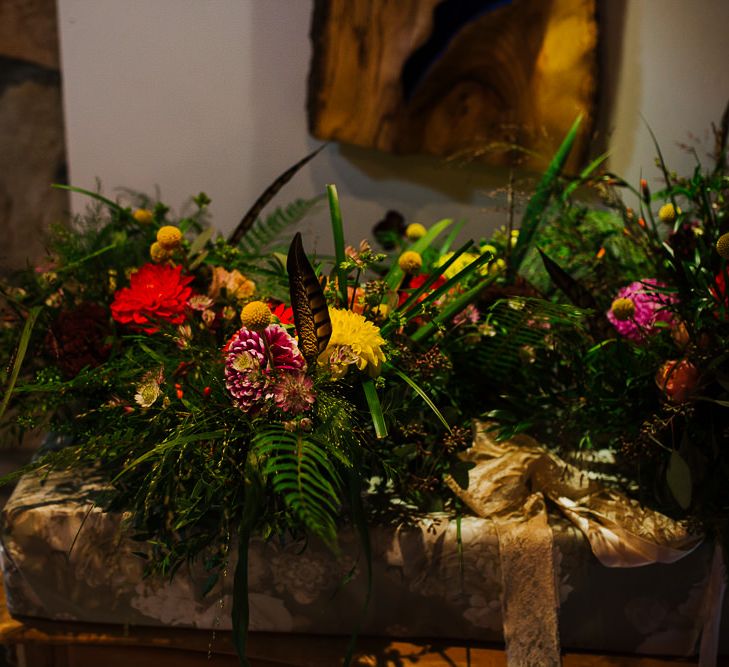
[224,324,305,411]
[607,279,677,343]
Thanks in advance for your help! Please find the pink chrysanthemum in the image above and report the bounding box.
[606,279,678,343]
[271,371,316,414]
[224,324,305,411]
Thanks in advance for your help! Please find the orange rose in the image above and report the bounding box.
[656,359,699,403]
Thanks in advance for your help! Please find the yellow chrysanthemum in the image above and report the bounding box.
[398,250,422,274]
[319,308,386,379]
[240,300,271,331]
[133,208,154,225]
[157,225,183,250]
[405,223,427,240]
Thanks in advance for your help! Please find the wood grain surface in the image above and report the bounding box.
[308,0,598,172]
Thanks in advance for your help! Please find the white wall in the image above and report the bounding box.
[57,0,729,252]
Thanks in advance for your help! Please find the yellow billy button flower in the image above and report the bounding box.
[405,223,427,241]
[398,250,422,275]
[611,297,635,321]
[132,208,154,224]
[156,225,183,250]
[658,203,680,224]
[149,241,171,263]
[240,300,271,332]
[716,232,729,259]
[488,258,506,276]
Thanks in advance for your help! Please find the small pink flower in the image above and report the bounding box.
[607,279,677,343]
[453,304,480,326]
[271,372,316,414]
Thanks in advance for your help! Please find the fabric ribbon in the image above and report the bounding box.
[446,422,705,667]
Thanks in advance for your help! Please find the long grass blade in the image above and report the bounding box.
[386,364,451,432]
[362,378,387,438]
[439,219,466,255]
[411,276,495,343]
[342,470,372,666]
[509,115,582,278]
[409,249,492,317]
[51,184,125,213]
[561,152,609,202]
[0,306,41,423]
[327,184,349,306]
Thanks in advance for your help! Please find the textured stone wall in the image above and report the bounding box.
[0,0,68,274]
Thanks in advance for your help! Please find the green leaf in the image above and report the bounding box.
[410,275,495,343]
[51,183,125,213]
[561,152,609,202]
[114,430,227,479]
[188,225,215,258]
[385,364,451,433]
[254,426,341,547]
[327,184,349,306]
[343,469,371,666]
[236,196,324,255]
[509,115,582,277]
[439,219,466,255]
[0,306,41,423]
[407,247,493,318]
[381,240,475,336]
[362,378,387,438]
[666,450,692,510]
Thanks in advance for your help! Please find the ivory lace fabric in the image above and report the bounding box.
[445,423,709,666]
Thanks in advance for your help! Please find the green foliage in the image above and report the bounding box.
[253,423,343,548]
[237,196,324,256]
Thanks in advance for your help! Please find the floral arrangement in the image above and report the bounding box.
[469,111,729,548]
[4,110,729,662]
[0,163,497,663]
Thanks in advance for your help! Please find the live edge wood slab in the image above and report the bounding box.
[308,0,597,171]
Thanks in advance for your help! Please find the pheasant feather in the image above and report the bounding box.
[228,145,326,246]
[287,232,331,362]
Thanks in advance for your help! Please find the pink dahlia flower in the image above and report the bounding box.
[607,279,677,343]
[224,324,305,411]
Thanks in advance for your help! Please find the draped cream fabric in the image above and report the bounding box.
[446,422,704,666]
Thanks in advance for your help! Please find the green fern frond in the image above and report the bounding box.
[253,424,341,547]
[239,196,324,256]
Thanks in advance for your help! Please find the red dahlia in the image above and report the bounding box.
[111,263,193,334]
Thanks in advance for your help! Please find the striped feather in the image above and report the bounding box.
[538,248,597,310]
[287,232,331,362]
[228,145,326,246]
